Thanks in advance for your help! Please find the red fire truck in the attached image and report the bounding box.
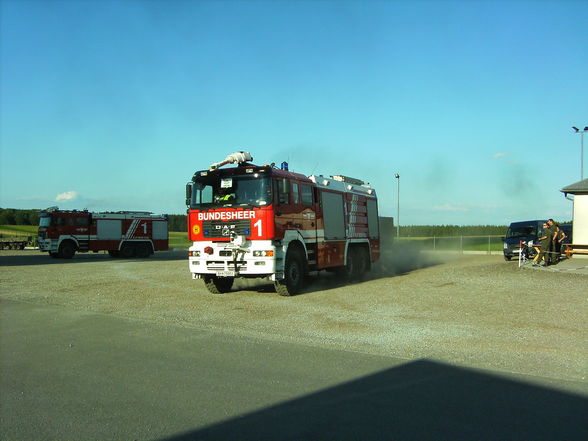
[38,207,169,259]
[186,152,380,295]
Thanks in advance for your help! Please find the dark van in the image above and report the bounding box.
[503,220,546,261]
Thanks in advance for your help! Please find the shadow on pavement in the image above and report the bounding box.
[0,249,187,267]
[160,359,587,441]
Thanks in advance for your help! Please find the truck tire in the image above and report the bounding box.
[58,241,76,259]
[108,250,120,258]
[49,251,60,258]
[355,246,370,279]
[344,247,359,280]
[203,276,234,294]
[135,242,151,258]
[274,247,305,296]
[120,243,135,259]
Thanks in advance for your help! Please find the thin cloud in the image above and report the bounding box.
[493,152,509,159]
[55,191,79,202]
[432,203,470,212]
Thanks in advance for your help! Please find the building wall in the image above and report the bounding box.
[573,194,588,245]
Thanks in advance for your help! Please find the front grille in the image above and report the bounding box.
[203,220,251,238]
[206,261,247,271]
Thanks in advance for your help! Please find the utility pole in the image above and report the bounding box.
[395,173,400,237]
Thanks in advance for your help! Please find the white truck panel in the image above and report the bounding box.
[97,220,122,240]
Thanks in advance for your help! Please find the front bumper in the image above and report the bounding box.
[38,238,57,252]
[188,240,284,280]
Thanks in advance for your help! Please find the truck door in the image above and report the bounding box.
[274,179,318,259]
[74,214,91,251]
[317,189,346,268]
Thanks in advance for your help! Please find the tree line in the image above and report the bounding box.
[0,208,189,232]
[398,224,508,237]
[2,208,510,236]
[0,209,40,226]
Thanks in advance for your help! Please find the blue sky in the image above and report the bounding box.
[1,0,586,225]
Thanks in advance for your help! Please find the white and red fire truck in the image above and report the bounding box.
[186,152,380,295]
[38,207,169,259]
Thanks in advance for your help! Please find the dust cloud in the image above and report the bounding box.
[371,241,453,278]
[233,241,453,294]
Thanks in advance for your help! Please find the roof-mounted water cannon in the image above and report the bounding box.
[209,151,253,171]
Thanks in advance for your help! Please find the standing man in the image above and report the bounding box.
[546,219,560,264]
[549,219,567,264]
[533,222,552,267]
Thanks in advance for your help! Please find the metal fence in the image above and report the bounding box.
[396,235,504,254]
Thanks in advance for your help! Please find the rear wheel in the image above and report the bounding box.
[135,242,151,258]
[49,251,60,258]
[354,246,370,279]
[203,276,234,294]
[274,247,305,296]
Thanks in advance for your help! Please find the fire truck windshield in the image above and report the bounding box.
[189,174,271,209]
[39,216,51,227]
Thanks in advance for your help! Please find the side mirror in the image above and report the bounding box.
[185,183,192,206]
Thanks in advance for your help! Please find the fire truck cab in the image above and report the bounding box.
[186,152,379,296]
[38,207,168,259]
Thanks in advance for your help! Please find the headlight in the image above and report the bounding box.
[253,250,274,257]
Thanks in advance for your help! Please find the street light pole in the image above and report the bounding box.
[572,126,588,180]
[394,173,400,237]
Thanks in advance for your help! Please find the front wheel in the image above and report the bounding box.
[275,248,305,296]
[203,276,234,294]
[59,241,76,259]
[120,243,135,259]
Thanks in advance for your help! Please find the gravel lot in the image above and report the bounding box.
[1,247,586,391]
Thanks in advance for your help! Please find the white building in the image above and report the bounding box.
[561,179,588,256]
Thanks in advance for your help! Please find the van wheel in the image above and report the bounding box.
[275,248,305,296]
[503,254,512,261]
[204,276,234,294]
[59,241,76,259]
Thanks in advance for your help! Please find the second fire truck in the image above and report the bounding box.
[38,207,169,259]
[186,152,380,295]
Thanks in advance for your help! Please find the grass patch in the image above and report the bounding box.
[169,231,190,249]
[0,225,37,236]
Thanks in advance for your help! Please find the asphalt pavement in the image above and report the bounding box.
[522,256,588,274]
[1,299,586,441]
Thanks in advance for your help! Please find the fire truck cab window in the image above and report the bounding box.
[189,175,270,209]
[55,217,66,226]
[292,183,300,204]
[301,185,313,206]
[276,179,290,205]
[76,217,89,226]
